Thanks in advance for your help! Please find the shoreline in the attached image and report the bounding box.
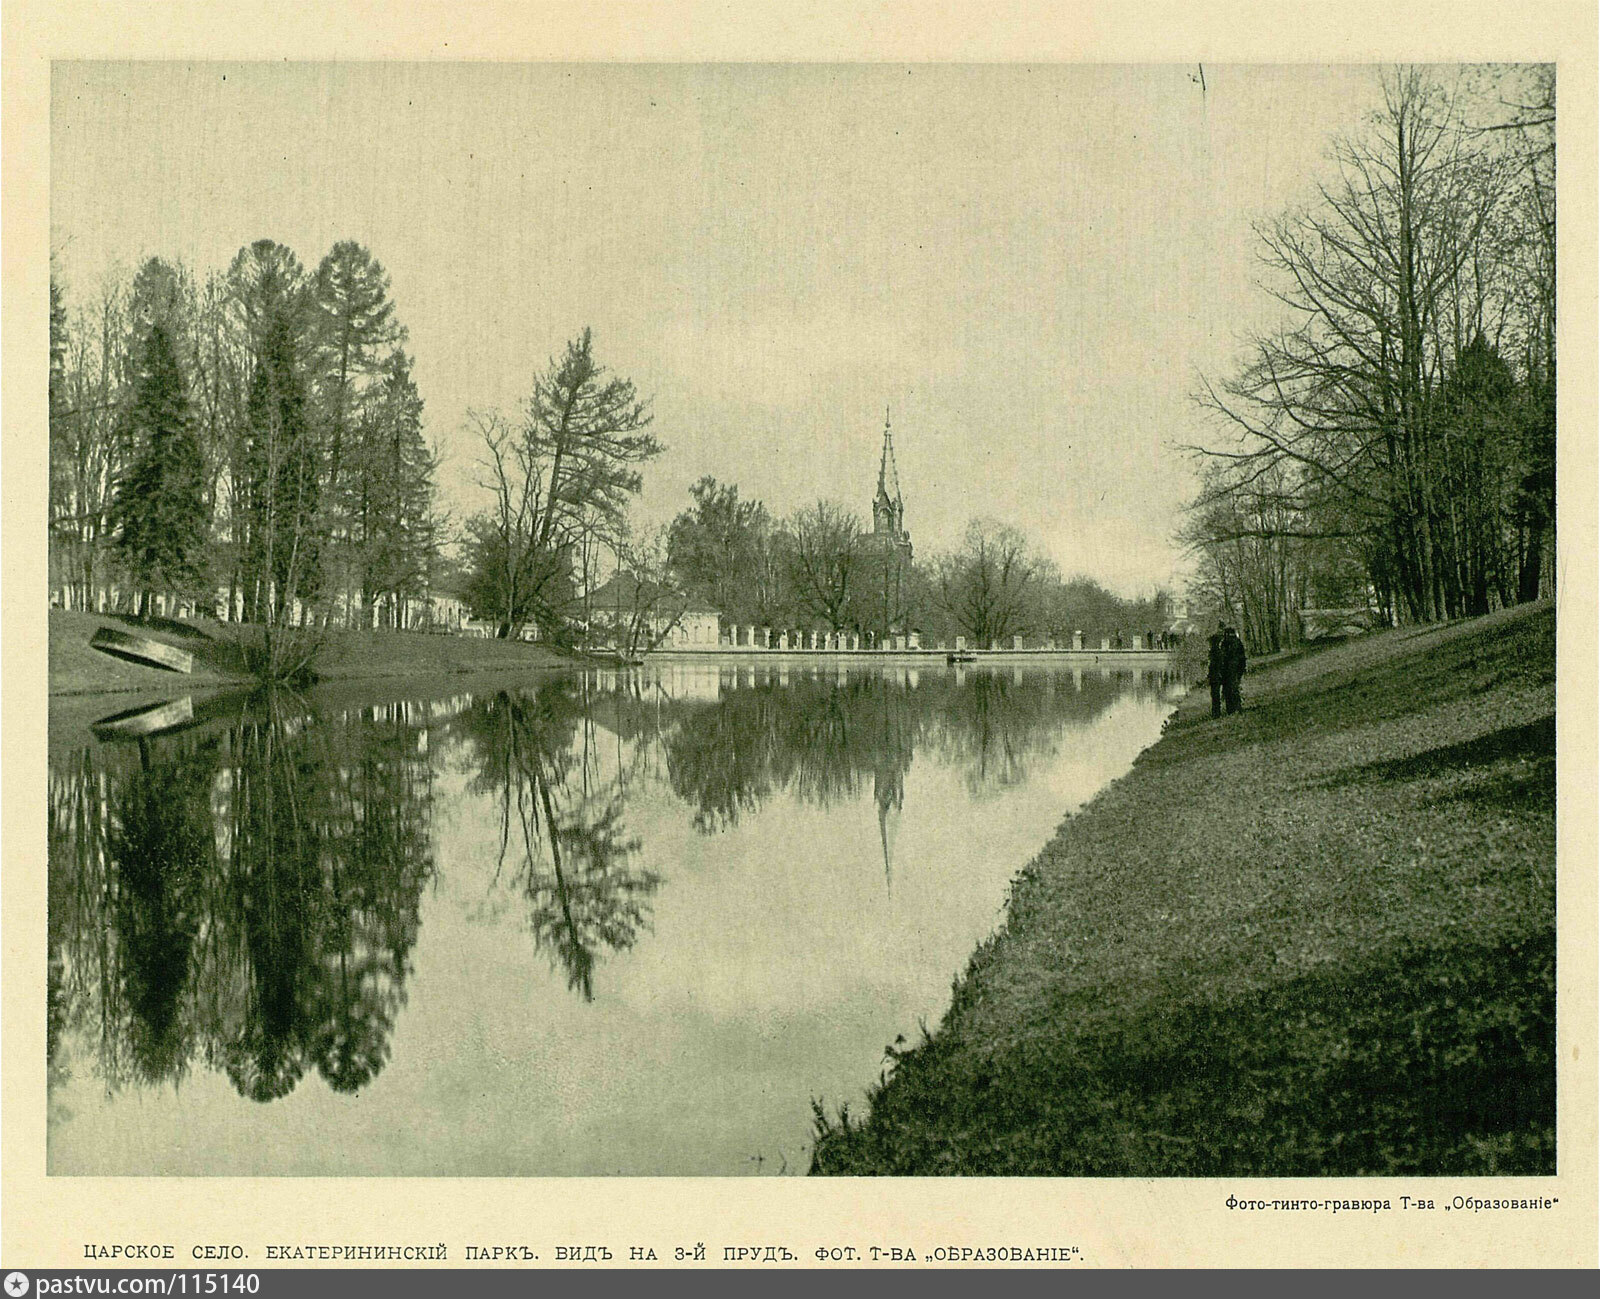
[645,648,1175,665]
[45,663,617,759]
[49,606,1178,699]
[810,601,1557,1176]
[47,607,587,699]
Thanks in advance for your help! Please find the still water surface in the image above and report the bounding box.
[48,662,1178,1175]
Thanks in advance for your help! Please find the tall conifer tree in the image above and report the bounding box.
[242,311,319,623]
[109,320,209,616]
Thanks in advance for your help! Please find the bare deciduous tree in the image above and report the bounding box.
[935,518,1037,648]
[1185,66,1555,636]
[787,500,864,632]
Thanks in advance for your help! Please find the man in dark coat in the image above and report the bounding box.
[1207,623,1226,718]
[1221,624,1247,714]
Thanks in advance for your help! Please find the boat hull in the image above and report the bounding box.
[89,627,195,674]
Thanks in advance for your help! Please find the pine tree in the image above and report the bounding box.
[309,242,405,617]
[463,329,659,640]
[224,241,309,618]
[242,311,319,623]
[109,321,209,615]
[364,349,437,626]
[526,329,660,549]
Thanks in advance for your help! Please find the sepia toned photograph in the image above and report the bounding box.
[41,53,1561,1189]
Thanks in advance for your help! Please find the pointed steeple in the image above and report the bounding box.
[877,406,903,511]
[875,407,905,540]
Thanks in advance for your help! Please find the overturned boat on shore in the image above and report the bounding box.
[89,627,194,674]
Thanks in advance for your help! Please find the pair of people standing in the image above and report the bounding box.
[1207,623,1247,717]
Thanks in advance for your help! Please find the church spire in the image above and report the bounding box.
[869,406,913,643]
[877,406,903,515]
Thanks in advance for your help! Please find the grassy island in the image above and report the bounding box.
[811,602,1557,1176]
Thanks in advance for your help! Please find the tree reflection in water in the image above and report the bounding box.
[48,665,1175,1109]
[48,689,434,1105]
[453,680,660,1002]
[652,665,1157,828]
[108,738,215,1085]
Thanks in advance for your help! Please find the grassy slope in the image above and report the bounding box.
[49,609,250,694]
[49,608,578,696]
[811,603,1556,1176]
[304,625,576,680]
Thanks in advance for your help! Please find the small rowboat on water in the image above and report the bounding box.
[91,696,196,740]
[89,627,194,674]
[946,651,978,664]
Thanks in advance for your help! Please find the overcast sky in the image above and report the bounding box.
[52,62,1387,596]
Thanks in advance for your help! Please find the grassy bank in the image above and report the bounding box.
[811,602,1557,1176]
[48,608,580,696]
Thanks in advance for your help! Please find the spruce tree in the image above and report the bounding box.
[109,320,209,616]
[365,349,436,626]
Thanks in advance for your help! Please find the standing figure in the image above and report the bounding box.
[1207,623,1226,718]
[1221,624,1247,715]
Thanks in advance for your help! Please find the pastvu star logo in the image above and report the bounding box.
[4,1272,29,1296]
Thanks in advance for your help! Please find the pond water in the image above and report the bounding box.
[47,661,1179,1175]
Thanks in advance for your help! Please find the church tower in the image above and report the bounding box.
[873,409,908,545]
[870,409,913,644]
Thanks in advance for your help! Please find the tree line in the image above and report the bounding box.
[52,240,667,660]
[50,240,441,655]
[54,244,1182,657]
[658,478,1174,647]
[1183,66,1556,651]
[453,348,1171,652]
